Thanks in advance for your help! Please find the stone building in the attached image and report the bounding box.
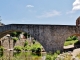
[76,16,80,26]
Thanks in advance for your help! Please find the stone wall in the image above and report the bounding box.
[0,36,26,50]
[14,39,26,47]
[1,24,80,53]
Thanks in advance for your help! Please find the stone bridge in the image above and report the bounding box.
[0,24,80,53]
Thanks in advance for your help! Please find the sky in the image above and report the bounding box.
[0,0,80,25]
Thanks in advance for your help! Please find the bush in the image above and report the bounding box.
[66,37,72,41]
[0,46,4,52]
[13,52,21,57]
[10,32,21,37]
[66,36,78,41]
[31,43,41,54]
[16,32,21,37]
[74,41,80,45]
[24,45,31,51]
[64,40,78,46]
[13,37,18,43]
[23,33,27,38]
[32,40,35,44]
[56,50,60,55]
[10,32,17,37]
[36,48,41,53]
[24,41,28,47]
[31,45,36,53]
[53,52,58,60]
[46,55,52,60]
[14,46,22,52]
[46,50,60,60]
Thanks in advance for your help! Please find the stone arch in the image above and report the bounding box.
[72,34,80,41]
[0,24,46,52]
[0,24,79,53]
[63,33,80,51]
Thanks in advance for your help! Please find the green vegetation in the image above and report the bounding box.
[23,33,30,38]
[64,36,78,46]
[31,42,41,53]
[24,45,31,51]
[23,33,27,38]
[10,31,42,54]
[10,32,21,37]
[14,46,22,52]
[0,46,4,57]
[46,50,60,60]
[66,36,78,41]
[0,46,4,52]
[74,41,80,45]
[12,37,19,43]
[32,40,36,44]
[23,40,42,54]
[64,40,78,46]
[24,41,28,47]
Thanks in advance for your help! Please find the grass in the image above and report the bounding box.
[64,40,78,46]
[46,50,60,60]
[14,46,22,52]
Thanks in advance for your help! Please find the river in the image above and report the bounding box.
[0,50,46,60]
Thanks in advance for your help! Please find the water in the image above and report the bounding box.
[0,50,46,60]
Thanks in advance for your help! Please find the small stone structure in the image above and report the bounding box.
[0,35,26,50]
[76,16,80,26]
[0,17,80,53]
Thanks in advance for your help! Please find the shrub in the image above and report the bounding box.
[31,46,36,53]
[66,36,78,41]
[10,32,21,37]
[24,45,31,51]
[16,32,21,37]
[32,40,35,44]
[56,50,60,55]
[66,37,72,41]
[71,36,78,40]
[10,32,17,37]
[0,52,3,57]
[46,51,59,60]
[74,41,80,45]
[30,43,41,55]
[0,46,4,52]
[64,40,78,46]
[24,41,28,47]
[46,55,52,60]
[23,33,27,38]
[36,48,41,53]
[13,37,18,43]
[14,46,22,52]
[53,53,58,60]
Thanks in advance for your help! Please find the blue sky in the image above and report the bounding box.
[0,0,80,25]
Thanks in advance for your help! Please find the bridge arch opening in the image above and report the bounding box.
[0,30,46,53]
[64,34,80,52]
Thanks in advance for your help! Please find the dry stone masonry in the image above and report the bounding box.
[0,17,80,53]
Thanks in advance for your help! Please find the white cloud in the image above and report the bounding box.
[37,10,61,18]
[72,0,80,11]
[66,10,75,14]
[66,0,80,14]
[26,5,34,8]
